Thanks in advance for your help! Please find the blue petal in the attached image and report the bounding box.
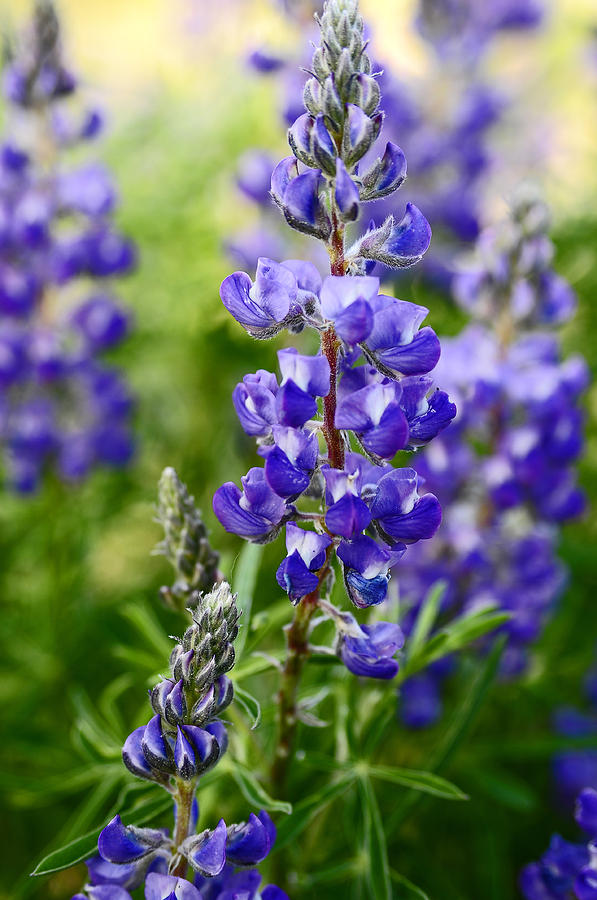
[220,272,270,329]
[270,156,299,206]
[345,570,390,608]
[145,872,202,900]
[185,820,227,877]
[283,170,322,226]
[276,550,319,600]
[142,715,173,772]
[98,816,165,864]
[377,326,441,376]
[384,203,431,263]
[275,380,317,428]
[122,726,155,781]
[377,493,442,543]
[334,298,374,344]
[226,813,271,866]
[265,447,311,499]
[335,158,360,221]
[361,403,409,459]
[325,495,372,539]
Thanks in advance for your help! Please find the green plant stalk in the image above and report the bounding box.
[170,778,197,878]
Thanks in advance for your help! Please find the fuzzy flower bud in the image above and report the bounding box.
[154,467,220,611]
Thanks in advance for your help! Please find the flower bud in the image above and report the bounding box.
[341,104,383,167]
[335,158,360,222]
[154,467,220,611]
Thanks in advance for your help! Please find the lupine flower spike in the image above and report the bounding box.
[70,472,288,899]
[214,0,455,789]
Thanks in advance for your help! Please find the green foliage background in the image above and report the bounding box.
[0,37,596,900]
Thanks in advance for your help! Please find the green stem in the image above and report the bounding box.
[170,779,196,878]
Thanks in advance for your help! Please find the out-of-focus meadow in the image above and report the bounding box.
[1,0,597,898]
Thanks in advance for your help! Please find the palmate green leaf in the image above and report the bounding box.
[233,684,262,730]
[390,869,430,900]
[232,542,263,659]
[229,761,291,815]
[275,774,355,850]
[403,607,510,678]
[359,776,391,900]
[366,764,468,801]
[31,791,172,876]
[405,579,447,663]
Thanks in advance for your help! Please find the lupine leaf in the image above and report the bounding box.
[359,777,391,900]
[31,792,172,876]
[233,650,284,681]
[367,764,468,801]
[390,869,430,899]
[388,636,506,834]
[120,600,173,661]
[465,766,537,811]
[233,542,263,658]
[405,579,446,663]
[229,761,291,815]
[275,775,355,850]
[233,684,262,730]
[404,608,510,678]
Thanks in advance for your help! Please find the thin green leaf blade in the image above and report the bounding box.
[367,764,468,801]
[406,580,446,663]
[233,684,262,730]
[275,775,355,850]
[359,777,391,900]
[31,792,172,876]
[390,869,430,900]
[233,543,264,658]
[229,762,291,815]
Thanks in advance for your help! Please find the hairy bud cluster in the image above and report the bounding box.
[154,467,220,610]
[122,583,239,785]
[269,0,431,270]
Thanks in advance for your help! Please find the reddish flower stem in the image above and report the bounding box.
[270,214,346,797]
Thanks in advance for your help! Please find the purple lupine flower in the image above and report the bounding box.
[319,275,379,345]
[220,258,301,338]
[335,379,409,460]
[213,468,287,540]
[337,534,404,608]
[337,614,404,679]
[0,1,136,492]
[260,425,319,500]
[232,369,279,437]
[276,522,332,601]
[369,468,442,544]
[362,294,441,377]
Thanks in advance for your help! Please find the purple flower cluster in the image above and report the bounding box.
[521,788,597,899]
[0,1,135,491]
[395,189,588,726]
[214,0,456,680]
[71,581,288,899]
